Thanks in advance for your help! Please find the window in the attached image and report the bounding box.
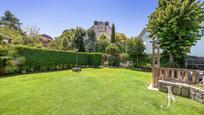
[201,30,204,36]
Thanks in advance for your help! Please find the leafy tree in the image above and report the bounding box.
[61,38,69,50]
[23,25,41,46]
[86,29,96,52]
[73,27,86,52]
[0,27,24,45]
[0,34,3,44]
[105,44,119,55]
[116,33,127,42]
[127,37,146,67]
[49,38,60,50]
[114,33,128,53]
[96,33,110,53]
[111,24,116,43]
[0,45,18,75]
[105,44,120,66]
[120,53,129,63]
[115,41,126,53]
[0,10,22,31]
[24,25,40,38]
[147,0,204,67]
[54,29,76,50]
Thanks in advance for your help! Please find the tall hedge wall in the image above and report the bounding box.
[16,46,102,72]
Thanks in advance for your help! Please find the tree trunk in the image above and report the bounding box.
[136,56,138,67]
[169,51,174,65]
[0,68,4,76]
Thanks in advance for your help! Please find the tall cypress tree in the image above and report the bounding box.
[111,24,116,43]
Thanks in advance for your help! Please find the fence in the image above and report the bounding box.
[152,67,204,87]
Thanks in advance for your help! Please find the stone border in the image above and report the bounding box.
[159,80,204,104]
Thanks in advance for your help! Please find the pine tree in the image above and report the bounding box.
[111,24,116,43]
[1,10,22,30]
[87,29,96,52]
[73,27,86,52]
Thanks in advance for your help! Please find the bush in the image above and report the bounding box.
[0,45,18,75]
[0,57,12,75]
[108,55,120,66]
[105,44,119,55]
[105,44,120,66]
[15,46,102,73]
[120,53,129,63]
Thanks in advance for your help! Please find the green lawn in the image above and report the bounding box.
[0,68,204,115]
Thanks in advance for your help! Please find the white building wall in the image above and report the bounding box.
[139,28,204,57]
[190,34,204,57]
[141,32,152,54]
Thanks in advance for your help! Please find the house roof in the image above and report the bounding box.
[89,21,112,31]
[40,34,53,40]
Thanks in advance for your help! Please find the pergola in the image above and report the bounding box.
[151,35,160,88]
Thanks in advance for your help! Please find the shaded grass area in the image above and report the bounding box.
[0,68,204,115]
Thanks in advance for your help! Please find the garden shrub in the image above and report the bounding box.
[15,46,102,73]
[0,45,18,75]
[105,44,120,66]
[0,57,12,75]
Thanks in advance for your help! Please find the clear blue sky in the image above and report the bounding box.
[0,0,158,38]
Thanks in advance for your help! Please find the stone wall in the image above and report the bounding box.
[190,88,204,103]
[159,80,204,104]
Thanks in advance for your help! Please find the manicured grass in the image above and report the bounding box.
[0,68,204,115]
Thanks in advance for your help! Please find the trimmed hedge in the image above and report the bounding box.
[16,46,102,72]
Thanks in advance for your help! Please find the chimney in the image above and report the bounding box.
[94,21,98,25]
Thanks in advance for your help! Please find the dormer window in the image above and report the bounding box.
[94,21,98,25]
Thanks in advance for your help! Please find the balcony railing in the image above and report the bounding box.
[152,67,204,87]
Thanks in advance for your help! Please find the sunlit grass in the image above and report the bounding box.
[0,68,203,115]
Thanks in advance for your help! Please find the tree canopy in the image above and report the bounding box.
[147,0,204,67]
[86,29,96,52]
[0,10,22,31]
[56,29,76,50]
[96,33,110,53]
[116,33,127,42]
[73,27,86,52]
[127,37,146,67]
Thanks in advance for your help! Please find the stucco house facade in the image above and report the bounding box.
[138,28,152,54]
[190,22,204,57]
[89,21,112,39]
[138,26,204,57]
